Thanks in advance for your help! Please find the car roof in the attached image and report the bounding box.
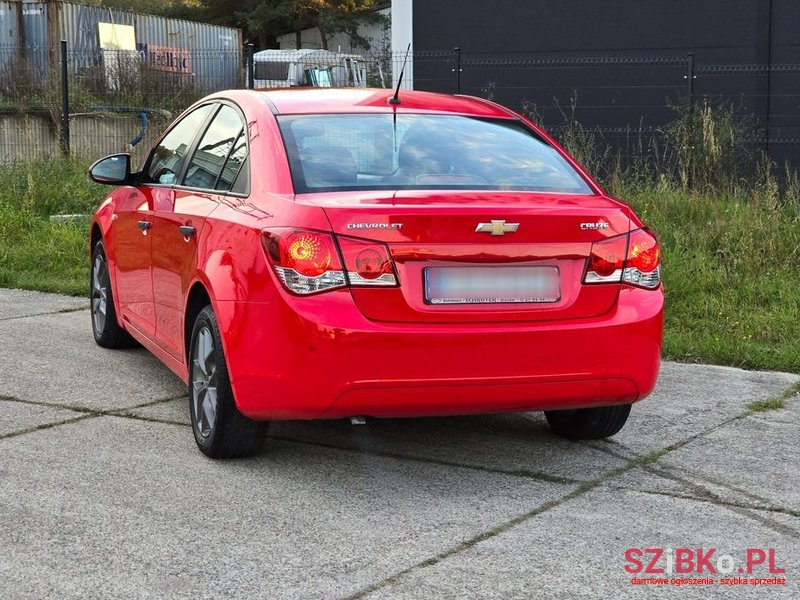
[218,88,517,119]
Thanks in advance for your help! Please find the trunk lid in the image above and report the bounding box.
[297,190,631,323]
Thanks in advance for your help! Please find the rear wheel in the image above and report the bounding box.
[189,305,269,458]
[91,241,136,348]
[544,404,632,440]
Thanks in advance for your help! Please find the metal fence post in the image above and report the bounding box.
[685,52,695,188]
[60,39,70,156]
[453,47,462,94]
[246,43,255,90]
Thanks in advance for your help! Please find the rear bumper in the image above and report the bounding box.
[215,286,663,420]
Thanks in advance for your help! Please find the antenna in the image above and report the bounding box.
[389,43,411,106]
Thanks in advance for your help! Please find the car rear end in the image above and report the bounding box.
[225,97,663,421]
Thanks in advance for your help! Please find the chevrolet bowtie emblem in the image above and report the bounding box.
[475,220,520,236]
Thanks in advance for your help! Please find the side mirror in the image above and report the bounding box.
[89,154,133,185]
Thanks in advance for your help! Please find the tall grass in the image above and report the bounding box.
[0,158,102,295]
[618,181,800,372]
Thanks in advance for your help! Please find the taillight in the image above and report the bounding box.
[261,229,398,294]
[262,228,346,295]
[585,234,627,284]
[623,228,661,289]
[337,236,397,286]
[584,228,661,289]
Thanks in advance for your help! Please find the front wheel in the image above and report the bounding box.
[544,404,632,440]
[189,305,269,458]
[91,241,136,349]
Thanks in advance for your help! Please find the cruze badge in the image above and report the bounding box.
[580,222,610,230]
[475,220,519,236]
[347,223,403,230]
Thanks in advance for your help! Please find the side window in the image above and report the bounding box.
[146,104,214,184]
[229,157,249,195]
[183,105,245,191]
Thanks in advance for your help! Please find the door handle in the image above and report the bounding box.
[179,225,196,238]
[137,220,151,232]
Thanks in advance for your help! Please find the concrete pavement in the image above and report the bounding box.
[0,289,798,599]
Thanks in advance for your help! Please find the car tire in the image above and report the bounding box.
[544,404,632,440]
[91,240,137,349]
[189,305,269,459]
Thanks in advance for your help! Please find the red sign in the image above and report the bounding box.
[142,44,192,74]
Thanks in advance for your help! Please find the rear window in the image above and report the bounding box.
[277,113,592,194]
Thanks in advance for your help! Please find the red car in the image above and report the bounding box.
[88,88,663,458]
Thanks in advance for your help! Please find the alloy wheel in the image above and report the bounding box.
[91,254,109,334]
[191,326,218,439]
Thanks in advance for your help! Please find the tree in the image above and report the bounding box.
[205,0,384,50]
[91,0,200,16]
[239,0,312,49]
[301,1,384,51]
[95,0,385,51]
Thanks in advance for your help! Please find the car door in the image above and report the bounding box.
[119,104,215,342]
[151,103,250,361]
[113,187,155,338]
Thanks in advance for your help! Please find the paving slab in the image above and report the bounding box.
[752,398,800,426]
[0,415,574,600]
[594,362,799,457]
[119,397,191,425]
[605,465,795,522]
[0,288,86,320]
[0,310,185,411]
[654,404,800,512]
[0,398,85,437]
[361,487,800,600]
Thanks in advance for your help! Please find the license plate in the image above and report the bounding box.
[424,266,561,305]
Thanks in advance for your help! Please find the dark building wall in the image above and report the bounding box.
[411,0,800,167]
[414,1,761,61]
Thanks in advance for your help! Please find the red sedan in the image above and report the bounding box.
[88,88,663,458]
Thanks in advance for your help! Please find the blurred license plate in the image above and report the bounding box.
[424,266,560,305]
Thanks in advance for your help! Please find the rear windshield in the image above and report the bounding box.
[277,113,592,194]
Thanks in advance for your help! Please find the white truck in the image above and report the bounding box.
[252,49,378,88]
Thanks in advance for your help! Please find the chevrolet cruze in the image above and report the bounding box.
[88,88,663,458]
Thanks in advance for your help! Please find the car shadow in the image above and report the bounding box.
[267,412,624,482]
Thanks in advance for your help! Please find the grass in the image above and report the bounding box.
[745,381,800,414]
[0,158,103,296]
[616,180,800,373]
[0,156,798,374]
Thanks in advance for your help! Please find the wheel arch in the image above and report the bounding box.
[90,222,102,251]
